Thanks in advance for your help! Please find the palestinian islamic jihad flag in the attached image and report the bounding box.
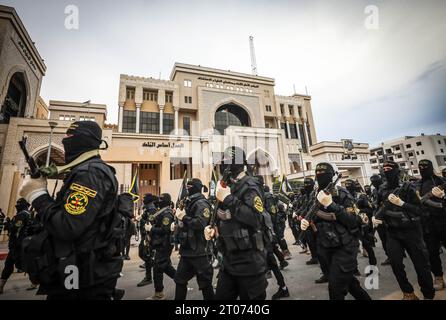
[276,174,292,204]
[129,168,140,203]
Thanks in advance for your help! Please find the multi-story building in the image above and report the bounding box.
[106,63,317,198]
[370,134,446,177]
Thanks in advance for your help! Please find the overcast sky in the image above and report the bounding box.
[5,0,446,146]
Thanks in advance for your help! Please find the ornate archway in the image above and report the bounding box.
[214,102,251,134]
[0,71,29,124]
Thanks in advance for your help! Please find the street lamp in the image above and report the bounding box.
[46,121,58,167]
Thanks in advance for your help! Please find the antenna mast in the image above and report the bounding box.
[249,36,258,76]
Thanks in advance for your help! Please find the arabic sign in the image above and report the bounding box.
[198,77,259,88]
[142,141,185,148]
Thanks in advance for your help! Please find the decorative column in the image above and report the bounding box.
[118,103,124,133]
[174,106,179,135]
[159,105,165,135]
[136,103,141,134]
[285,120,291,139]
[276,117,281,129]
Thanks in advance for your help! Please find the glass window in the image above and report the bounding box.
[59,115,65,121]
[280,104,284,114]
[288,105,294,116]
[165,92,173,103]
[281,123,289,139]
[126,87,135,100]
[123,110,136,133]
[184,80,192,87]
[289,123,298,139]
[183,116,190,135]
[299,124,308,153]
[416,141,422,146]
[406,144,411,148]
[163,113,174,134]
[170,157,192,180]
[140,111,159,134]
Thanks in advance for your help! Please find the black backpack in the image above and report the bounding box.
[21,193,132,287]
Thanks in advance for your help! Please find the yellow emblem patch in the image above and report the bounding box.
[69,183,97,198]
[162,217,170,226]
[65,192,89,215]
[203,208,210,219]
[254,196,264,213]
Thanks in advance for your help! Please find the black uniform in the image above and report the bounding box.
[151,201,176,294]
[264,190,287,265]
[1,201,31,281]
[414,160,446,279]
[215,174,268,300]
[312,163,371,300]
[370,175,389,261]
[32,156,121,299]
[174,191,214,300]
[376,160,434,299]
[138,200,157,284]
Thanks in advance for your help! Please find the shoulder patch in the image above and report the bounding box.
[69,183,97,198]
[65,192,89,215]
[203,208,210,219]
[162,217,170,226]
[254,196,264,213]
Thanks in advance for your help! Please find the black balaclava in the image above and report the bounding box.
[264,186,270,193]
[354,181,363,193]
[383,160,400,189]
[344,179,356,195]
[442,168,446,178]
[364,185,372,196]
[187,178,204,196]
[315,162,334,190]
[158,193,171,208]
[15,198,29,212]
[303,178,315,195]
[418,159,434,181]
[300,188,305,196]
[143,193,157,205]
[62,121,102,164]
[220,146,246,181]
[370,174,383,189]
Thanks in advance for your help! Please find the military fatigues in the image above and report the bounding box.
[215,175,268,300]
[371,186,388,258]
[264,192,286,265]
[1,209,31,280]
[31,157,122,299]
[376,182,435,299]
[151,206,176,293]
[298,191,319,261]
[174,193,214,300]
[139,203,157,281]
[288,196,301,244]
[314,187,371,300]
[415,176,446,278]
[355,192,377,266]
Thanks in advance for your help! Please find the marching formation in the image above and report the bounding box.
[0,120,446,300]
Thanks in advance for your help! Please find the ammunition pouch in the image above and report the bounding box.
[317,222,341,248]
[221,228,264,252]
[384,209,419,228]
[315,210,337,221]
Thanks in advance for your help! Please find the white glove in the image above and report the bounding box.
[360,213,369,224]
[388,194,404,207]
[289,203,293,209]
[432,187,445,199]
[19,176,48,204]
[170,222,176,232]
[176,208,186,221]
[300,219,309,231]
[372,217,382,228]
[204,226,215,241]
[292,212,297,219]
[145,223,152,232]
[216,182,231,202]
[317,190,333,208]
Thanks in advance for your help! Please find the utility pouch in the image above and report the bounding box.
[233,228,252,250]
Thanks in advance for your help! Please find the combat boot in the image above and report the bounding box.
[315,274,328,284]
[137,277,153,287]
[272,287,290,300]
[148,292,165,300]
[381,258,391,266]
[306,258,318,265]
[434,276,445,291]
[0,279,6,294]
[266,270,272,279]
[402,292,419,300]
[283,250,292,260]
[280,260,289,270]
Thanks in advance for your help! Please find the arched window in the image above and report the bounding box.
[214,103,250,134]
[0,72,27,124]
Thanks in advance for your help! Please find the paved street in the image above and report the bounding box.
[1,228,446,300]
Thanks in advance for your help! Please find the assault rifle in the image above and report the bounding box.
[18,136,41,178]
[419,182,446,209]
[298,172,343,241]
